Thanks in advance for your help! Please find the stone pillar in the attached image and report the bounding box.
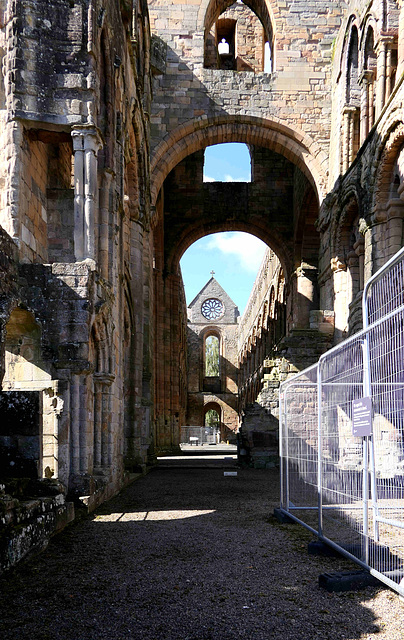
[386,197,404,259]
[70,374,81,475]
[331,257,348,340]
[292,264,318,329]
[376,38,386,117]
[342,106,357,173]
[72,125,103,261]
[98,169,114,280]
[93,377,102,468]
[92,374,113,469]
[359,70,373,144]
[354,236,365,291]
[397,0,404,80]
[376,36,394,115]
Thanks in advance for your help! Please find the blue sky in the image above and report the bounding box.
[180,143,267,314]
[180,232,267,314]
[203,142,251,182]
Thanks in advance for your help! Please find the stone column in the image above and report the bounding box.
[360,70,373,144]
[98,169,114,280]
[70,374,81,475]
[342,106,357,173]
[93,376,103,469]
[354,236,365,292]
[375,38,387,117]
[376,36,394,115]
[386,197,404,259]
[331,257,348,340]
[72,125,103,261]
[397,0,404,79]
[292,264,318,329]
[91,372,115,474]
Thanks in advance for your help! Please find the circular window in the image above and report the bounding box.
[201,298,224,320]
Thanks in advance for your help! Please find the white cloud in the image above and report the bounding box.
[207,232,267,274]
[224,174,250,182]
[203,174,250,183]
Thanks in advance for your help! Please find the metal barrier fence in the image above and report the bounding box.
[180,426,220,446]
[280,250,404,596]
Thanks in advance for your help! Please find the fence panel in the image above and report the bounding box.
[319,334,365,552]
[279,248,404,596]
[180,426,220,445]
[280,365,319,532]
[364,246,404,326]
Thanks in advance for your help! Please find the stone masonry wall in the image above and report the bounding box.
[149,0,346,162]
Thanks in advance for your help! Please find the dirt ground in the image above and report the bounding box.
[0,465,403,640]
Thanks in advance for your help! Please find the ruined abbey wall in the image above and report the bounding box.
[1,0,404,572]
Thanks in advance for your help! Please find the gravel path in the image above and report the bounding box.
[0,466,403,640]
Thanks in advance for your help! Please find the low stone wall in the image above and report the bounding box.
[0,478,75,575]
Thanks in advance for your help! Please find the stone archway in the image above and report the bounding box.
[197,0,277,37]
[152,119,324,453]
[150,115,327,208]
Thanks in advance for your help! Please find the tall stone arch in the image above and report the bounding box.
[197,0,277,37]
[150,115,327,207]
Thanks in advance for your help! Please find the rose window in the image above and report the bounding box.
[201,298,224,320]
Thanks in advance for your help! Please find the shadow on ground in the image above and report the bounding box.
[0,468,390,640]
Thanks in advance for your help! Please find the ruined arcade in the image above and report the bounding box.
[0,0,404,571]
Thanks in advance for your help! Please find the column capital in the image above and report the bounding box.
[331,256,346,273]
[375,35,395,53]
[71,124,103,152]
[342,104,358,115]
[359,69,374,85]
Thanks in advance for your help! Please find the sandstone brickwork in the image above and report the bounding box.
[186,277,239,440]
[0,0,404,572]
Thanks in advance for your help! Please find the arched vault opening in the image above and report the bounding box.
[150,115,327,208]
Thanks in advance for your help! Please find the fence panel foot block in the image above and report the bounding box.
[319,570,382,592]
[308,540,341,557]
[273,508,295,524]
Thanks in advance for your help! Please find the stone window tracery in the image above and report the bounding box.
[201,298,224,319]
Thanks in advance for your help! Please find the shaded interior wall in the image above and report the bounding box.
[153,188,188,452]
[0,391,40,478]
[163,146,299,275]
[20,133,50,263]
[18,131,74,265]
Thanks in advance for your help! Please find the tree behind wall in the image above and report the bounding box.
[205,335,219,376]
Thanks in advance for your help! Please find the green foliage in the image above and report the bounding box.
[205,409,220,427]
[205,335,220,376]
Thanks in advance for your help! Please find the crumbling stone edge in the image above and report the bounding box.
[0,468,151,576]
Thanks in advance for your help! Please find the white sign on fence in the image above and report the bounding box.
[352,397,373,437]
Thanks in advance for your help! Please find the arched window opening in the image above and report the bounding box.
[346,27,360,106]
[203,142,252,182]
[362,27,377,139]
[205,408,220,428]
[204,1,272,72]
[341,25,360,173]
[264,41,272,73]
[204,406,221,444]
[386,46,398,100]
[203,333,221,393]
[216,18,236,69]
[1,308,53,480]
[205,334,220,376]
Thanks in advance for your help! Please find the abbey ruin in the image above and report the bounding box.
[0,0,403,571]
